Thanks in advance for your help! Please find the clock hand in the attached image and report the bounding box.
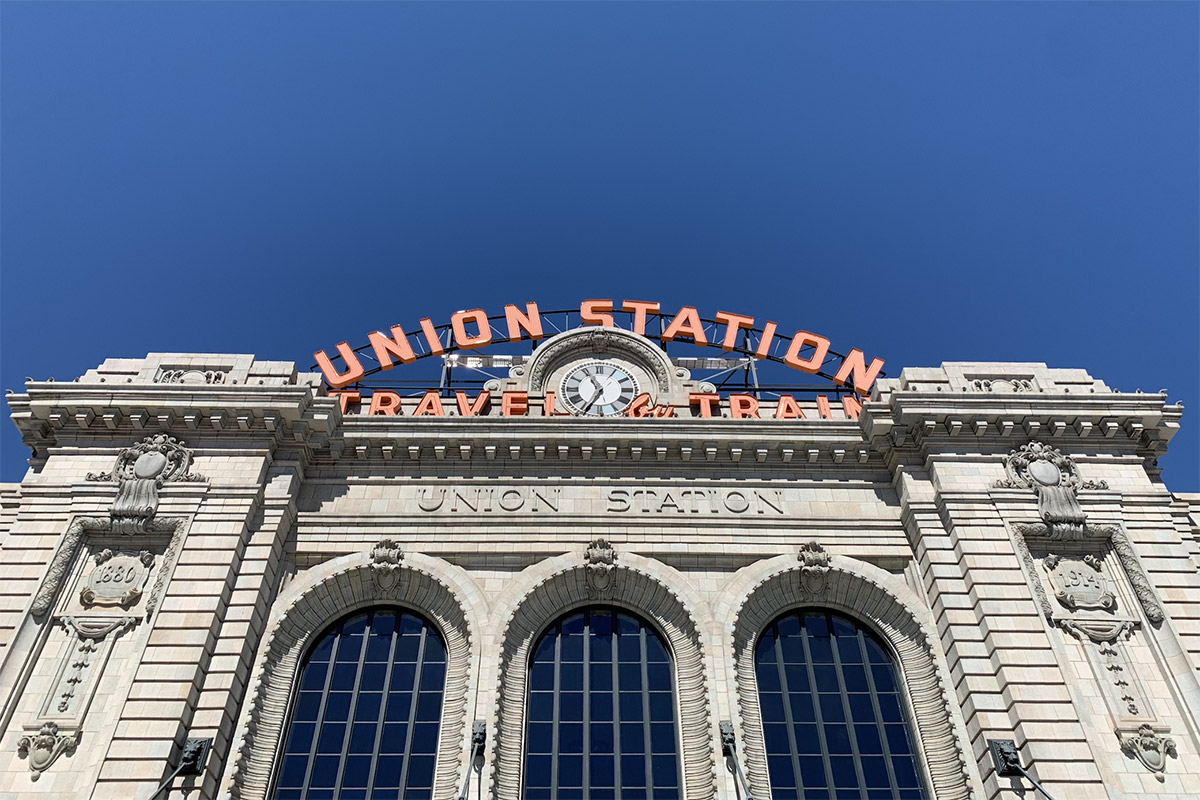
[580,375,610,414]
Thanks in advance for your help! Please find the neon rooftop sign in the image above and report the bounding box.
[314,300,884,397]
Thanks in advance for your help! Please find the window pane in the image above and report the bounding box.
[756,609,926,799]
[269,608,446,797]
[525,608,680,796]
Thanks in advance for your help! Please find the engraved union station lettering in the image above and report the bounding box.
[607,488,784,515]
[411,486,785,515]
[417,487,560,513]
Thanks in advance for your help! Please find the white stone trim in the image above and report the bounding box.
[488,550,717,800]
[222,550,487,800]
[716,554,975,800]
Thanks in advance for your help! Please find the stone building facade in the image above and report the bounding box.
[0,331,1198,800]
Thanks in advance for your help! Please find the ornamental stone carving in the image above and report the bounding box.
[969,378,1034,393]
[523,327,676,393]
[1120,724,1176,780]
[1060,620,1147,719]
[48,616,139,719]
[87,434,204,532]
[80,549,155,608]
[1042,553,1114,612]
[155,368,227,384]
[584,538,617,597]
[797,541,830,596]
[17,722,76,780]
[369,538,404,591]
[1011,523,1165,625]
[994,441,1106,530]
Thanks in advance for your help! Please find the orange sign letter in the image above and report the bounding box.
[367,326,417,370]
[504,302,544,342]
[451,309,493,350]
[833,348,885,396]
[580,299,615,327]
[314,342,365,389]
[783,332,831,374]
[661,306,708,345]
[621,300,660,335]
[714,311,755,351]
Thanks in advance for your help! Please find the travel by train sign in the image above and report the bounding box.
[313,300,884,420]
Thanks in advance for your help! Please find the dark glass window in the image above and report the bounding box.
[756,610,926,800]
[525,608,681,800]
[273,608,446,800]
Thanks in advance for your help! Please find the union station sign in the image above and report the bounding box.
[313,300,884,420]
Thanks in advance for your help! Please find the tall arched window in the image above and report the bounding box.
[755,609,926,800]
[525,608,681,800]
[272,607,447,800]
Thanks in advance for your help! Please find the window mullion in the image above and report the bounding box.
[364,620,399,797]
[583,611,592,794]
[640,624,653,793]
[860,629,904,797]
[770,621,804,800]
[828,614,869,799]
[798,614,838,796]
[551,620,562,794]
[396,623,429,795]
[299,620,343,800]
[331,612,374,795]
[611,617,623,798]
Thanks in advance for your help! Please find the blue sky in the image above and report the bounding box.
[2,1,1197,488]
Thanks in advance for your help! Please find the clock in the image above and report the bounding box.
[560,361,640,417]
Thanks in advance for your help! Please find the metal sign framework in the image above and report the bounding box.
[312,308,884,400]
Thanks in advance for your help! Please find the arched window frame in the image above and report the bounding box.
[489,550,717,800]
[721,553,979,800]
[223,549,483,800]
[752,607,927,798]
[522,606,685,798]
[269,605,450,799]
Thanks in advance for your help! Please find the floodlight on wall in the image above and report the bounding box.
[720,721,757,800]
[146,737,213,800]
[987,739,1057,800]
[457,721,487,800]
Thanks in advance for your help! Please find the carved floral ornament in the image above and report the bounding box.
[17,722,76,780]
[994,441,1106,530]
[1120,724,1177,780]
[87,434,204,533]
[369,538,405,590]
[584,537,617,596]
[797,541,830,596]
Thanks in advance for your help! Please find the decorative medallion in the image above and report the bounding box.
[1042,554,1114,612]
[87,434,204,533]
[584,538,617,597]
[369,539,404,590]
[1119,724,1176,780]
[970,378,1034,393]
[17,722,76,780]
[797,541,830,596]
[155,369,227,385]
[994,441,1106,530]
[80,549,155,608]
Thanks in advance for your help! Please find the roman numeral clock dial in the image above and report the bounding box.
[560,362,640,417]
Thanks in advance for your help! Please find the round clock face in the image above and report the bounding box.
[560,361,640,417]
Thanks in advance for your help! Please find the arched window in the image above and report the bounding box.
[272,607,447,800]
[524,608,681,800]
[755,609,926,800]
